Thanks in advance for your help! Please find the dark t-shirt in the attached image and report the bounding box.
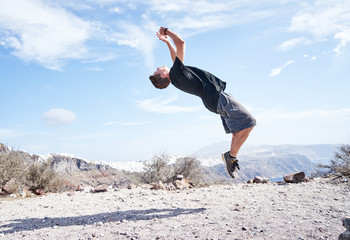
[169,57,226,113]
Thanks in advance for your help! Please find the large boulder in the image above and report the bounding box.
[34,189,44,196]
[173,179,191,190]
[2,179,18,194]
[252,176,270,184]
[150,182,165,190]
[283,172,306,183]
[92,184,108,193]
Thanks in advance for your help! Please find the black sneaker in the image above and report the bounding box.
[221,151,240,178]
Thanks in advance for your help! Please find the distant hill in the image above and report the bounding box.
[105,143,339,182]
[1,142,340,184]
[0,143,133,188]
[192,142,338,182]
[193,142,337,164]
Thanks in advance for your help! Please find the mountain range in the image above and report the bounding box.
[0,142,339,184]
[198,143,338,181]
[110,142,338,182]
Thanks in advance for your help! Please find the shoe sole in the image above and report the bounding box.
[221,153,236,178]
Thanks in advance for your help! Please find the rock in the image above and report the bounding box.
[114,179,132,189]
[96,221,103,226]
[253,176,270,184]
[339,217,350,240]
[19,186,30,198]
[176,175,184,180]
[150,182,165,190]
[166,183,176,191]
[92,184,108,193]
[284,172,306,183]
[2,178,18,194]
[49,154,112,173]
[34,189,44,196]
[76,184,84,191]
[173,179,190,190]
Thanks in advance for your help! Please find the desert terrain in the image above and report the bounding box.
[0,178,349,240]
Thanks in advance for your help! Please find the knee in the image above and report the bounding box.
[234,127,253,136]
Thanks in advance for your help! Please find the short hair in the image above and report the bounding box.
[149,74,170,89]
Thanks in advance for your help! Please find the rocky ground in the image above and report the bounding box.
[0,178,349,240]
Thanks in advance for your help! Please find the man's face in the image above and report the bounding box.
[153,65,169,78]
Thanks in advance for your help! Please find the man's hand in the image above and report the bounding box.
[156,31,170,43]
[156,26,185,63]
[158,27,167,35]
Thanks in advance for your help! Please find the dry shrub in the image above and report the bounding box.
[141,154,171,184]
[313,144,350,177]
[172,157,204,186]
[141,154,204,186]
[0,151,26,186]
[24,160,64,193]
[0,150,63,194]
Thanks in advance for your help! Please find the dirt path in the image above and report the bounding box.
[0,178,349,240]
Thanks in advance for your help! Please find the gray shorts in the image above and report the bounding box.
[217,91,256,134]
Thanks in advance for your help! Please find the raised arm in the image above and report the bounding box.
[157,27,185,63]
[156,31,176,62]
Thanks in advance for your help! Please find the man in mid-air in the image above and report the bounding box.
[149,27,256,178]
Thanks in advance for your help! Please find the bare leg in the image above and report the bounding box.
[230,126,254,157]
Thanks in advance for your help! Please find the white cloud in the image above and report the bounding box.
[257,108,350,122]
[122,121,152,126]
[103,120,151,126]
[67,132,115,140]
[137,95,201,114]
[111,21,157,70]
[103,121,120,126]
[288,0,350,55]
[81,54,118,63]
[0,129,44,139]
[334,30,350,55]
[0,129,15,139]
[148,0,283,36]
[42,108,77,126]
[110,7,122,14]
[269,68,282,77]
[0,0,317,72]
[277,38,305,51]
[3,0,347,71]
[0,0,95,70]
[117,39,140,48]
[269,60,295,77]
[87,67,103,71]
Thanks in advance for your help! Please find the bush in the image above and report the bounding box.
[0,150,63,194]
[313,144,350,177]
[0,151,26,186]
[24,160,64,193]
[141,154,204,186]
[172,157,204,186]
[141,154,172,184]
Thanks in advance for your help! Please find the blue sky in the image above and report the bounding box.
[1,0,350,162]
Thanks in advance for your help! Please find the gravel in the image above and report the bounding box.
[0,178,349,239]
